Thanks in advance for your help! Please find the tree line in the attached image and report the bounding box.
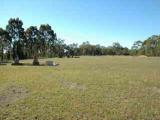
[131,35,160,56]
[0,18,60,64]
[0,18,160,64]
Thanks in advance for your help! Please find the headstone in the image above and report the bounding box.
[46,61,53,66]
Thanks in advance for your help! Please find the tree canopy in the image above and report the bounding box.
[0,18,160,64]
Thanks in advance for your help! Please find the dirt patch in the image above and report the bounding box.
[138,55,148,58]
[60,79,86,91]
[152,87,160,94]
[0,85,29,106]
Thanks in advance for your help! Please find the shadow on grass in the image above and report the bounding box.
[74,56,80,58]
[0,63,7,66]
[67,56,80,58]
[11,63,60,67]
[0,61,12,65]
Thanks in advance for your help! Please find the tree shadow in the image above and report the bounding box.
[11,63,60,67]
[0,63,7,66]
[0,61,12,65]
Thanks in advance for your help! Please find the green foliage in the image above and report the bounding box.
[2,17,160,61]
[78,42,129,56]
[25,26,40,57]
[6,18,25,59]
[0,18,58,63]
[66,43,79,57]
[0,28,11,61]
[54,39,66,58]
[131,35,160,56]
[39,24,56,57]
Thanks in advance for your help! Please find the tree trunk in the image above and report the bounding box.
[1,45,3,62]
[33,55,39,65]
[14,44,19,64]
[32,45,39,65]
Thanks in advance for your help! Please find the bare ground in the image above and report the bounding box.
[0,85,29,106]
[60,79,86,91]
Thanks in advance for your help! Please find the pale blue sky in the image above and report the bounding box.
[1,0,160,48]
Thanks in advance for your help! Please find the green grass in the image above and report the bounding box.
[0,56,160,120]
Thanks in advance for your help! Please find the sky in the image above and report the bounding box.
[1,0,160,48]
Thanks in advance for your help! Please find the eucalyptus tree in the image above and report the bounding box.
[130,41,143,55]
[79,41,91,55]
[25,26,40,65]
[112,42,123,55]
[54,39,66,58]
[0,28,11,61]
[142,36,160,56]
[67,43,78,57]
[39,24,57,57]
[6,18,25,62]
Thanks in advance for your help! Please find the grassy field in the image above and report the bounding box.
[0,56,160,120]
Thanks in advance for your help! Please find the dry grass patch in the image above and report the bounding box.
[0,56,160,119]
[0,85,29,106]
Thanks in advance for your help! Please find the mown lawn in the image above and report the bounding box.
[0,56,160,120]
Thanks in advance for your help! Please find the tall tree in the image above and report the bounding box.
[142,36,160,56]
[79,41,91,55]
[131,41,143,55]
[0,28,11,61]
[25,26,40,65]
[6,18,25,62]
[39,24,56,57]
[112,42,123,55]
[54,39,66,58]
[67,43,78,57]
